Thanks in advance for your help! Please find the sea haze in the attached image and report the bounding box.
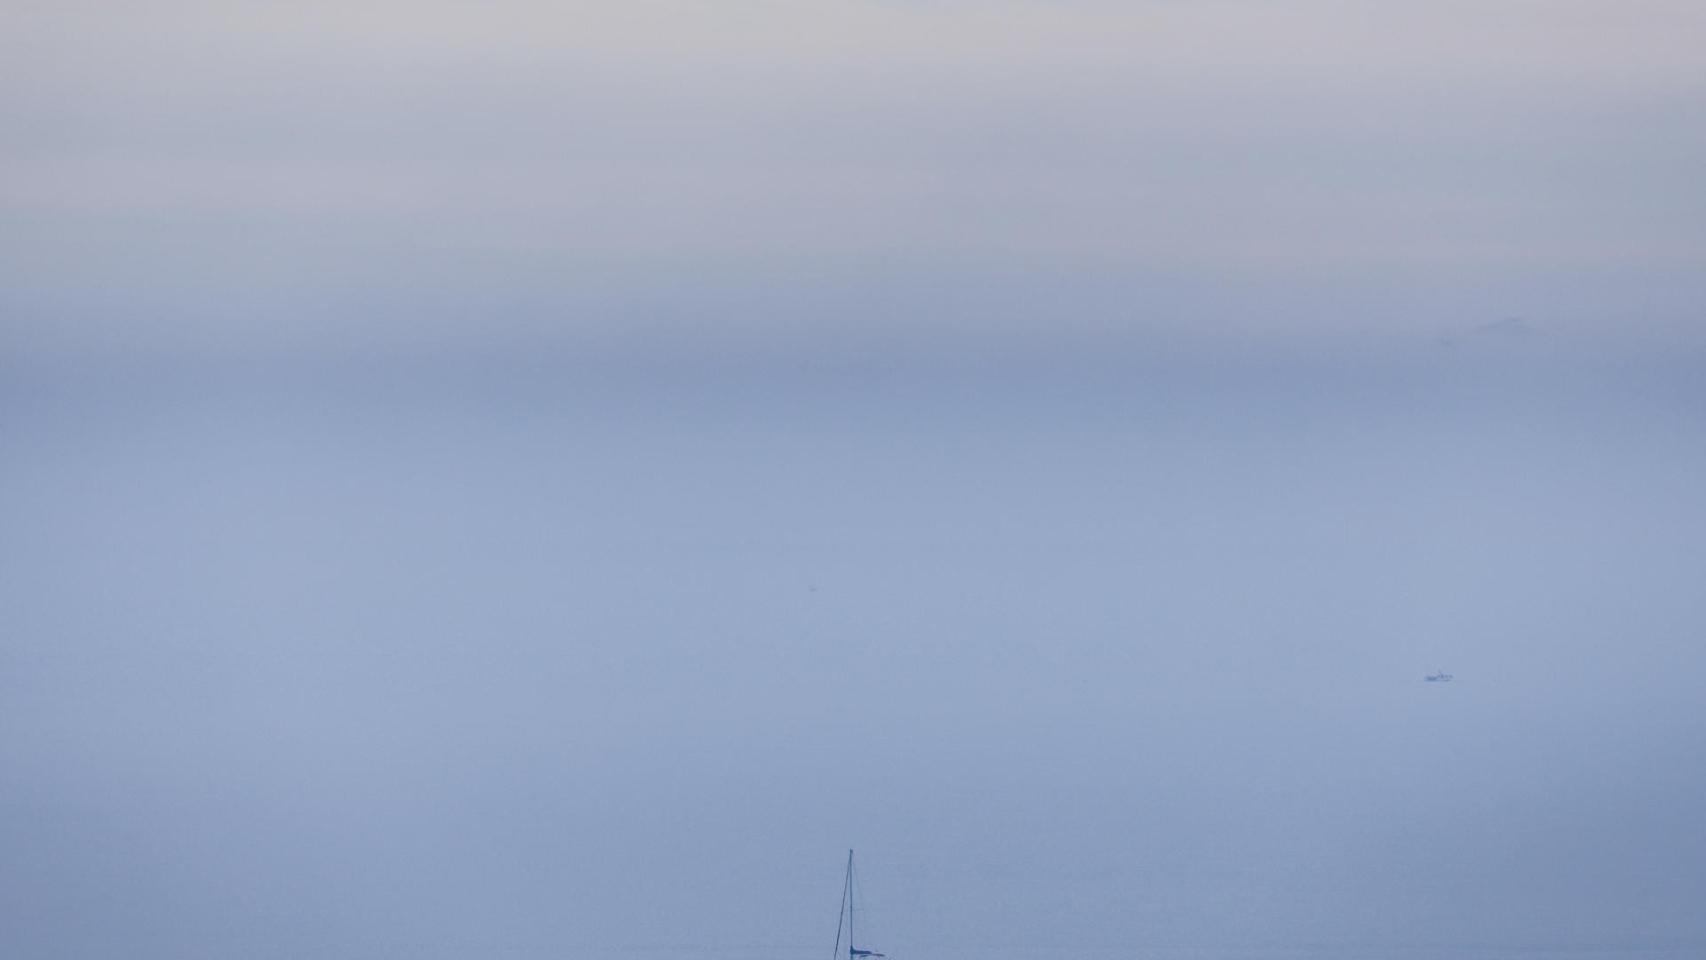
[2,344,1703,960]
[5,0,1705,956]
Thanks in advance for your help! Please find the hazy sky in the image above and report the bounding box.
[5,0,1706,358]
[3,4,1705,960]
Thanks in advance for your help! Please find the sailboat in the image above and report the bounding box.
[831,850,886,960]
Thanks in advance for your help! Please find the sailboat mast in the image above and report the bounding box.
[846,849,855,960]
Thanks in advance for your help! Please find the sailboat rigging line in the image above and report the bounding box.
[832,849,851,960]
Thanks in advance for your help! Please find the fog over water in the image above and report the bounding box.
[5,1,1706,958]
[4,344,1703,959]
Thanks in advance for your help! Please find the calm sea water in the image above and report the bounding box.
[412,945,1700,960]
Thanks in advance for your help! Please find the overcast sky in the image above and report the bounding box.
[5,0,1706,359]
[3,4,1705,960]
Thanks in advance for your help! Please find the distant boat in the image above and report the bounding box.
[1425,670,1454,682]
[831,850,886,960]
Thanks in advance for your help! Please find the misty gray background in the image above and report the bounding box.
[5,2,1706,959]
